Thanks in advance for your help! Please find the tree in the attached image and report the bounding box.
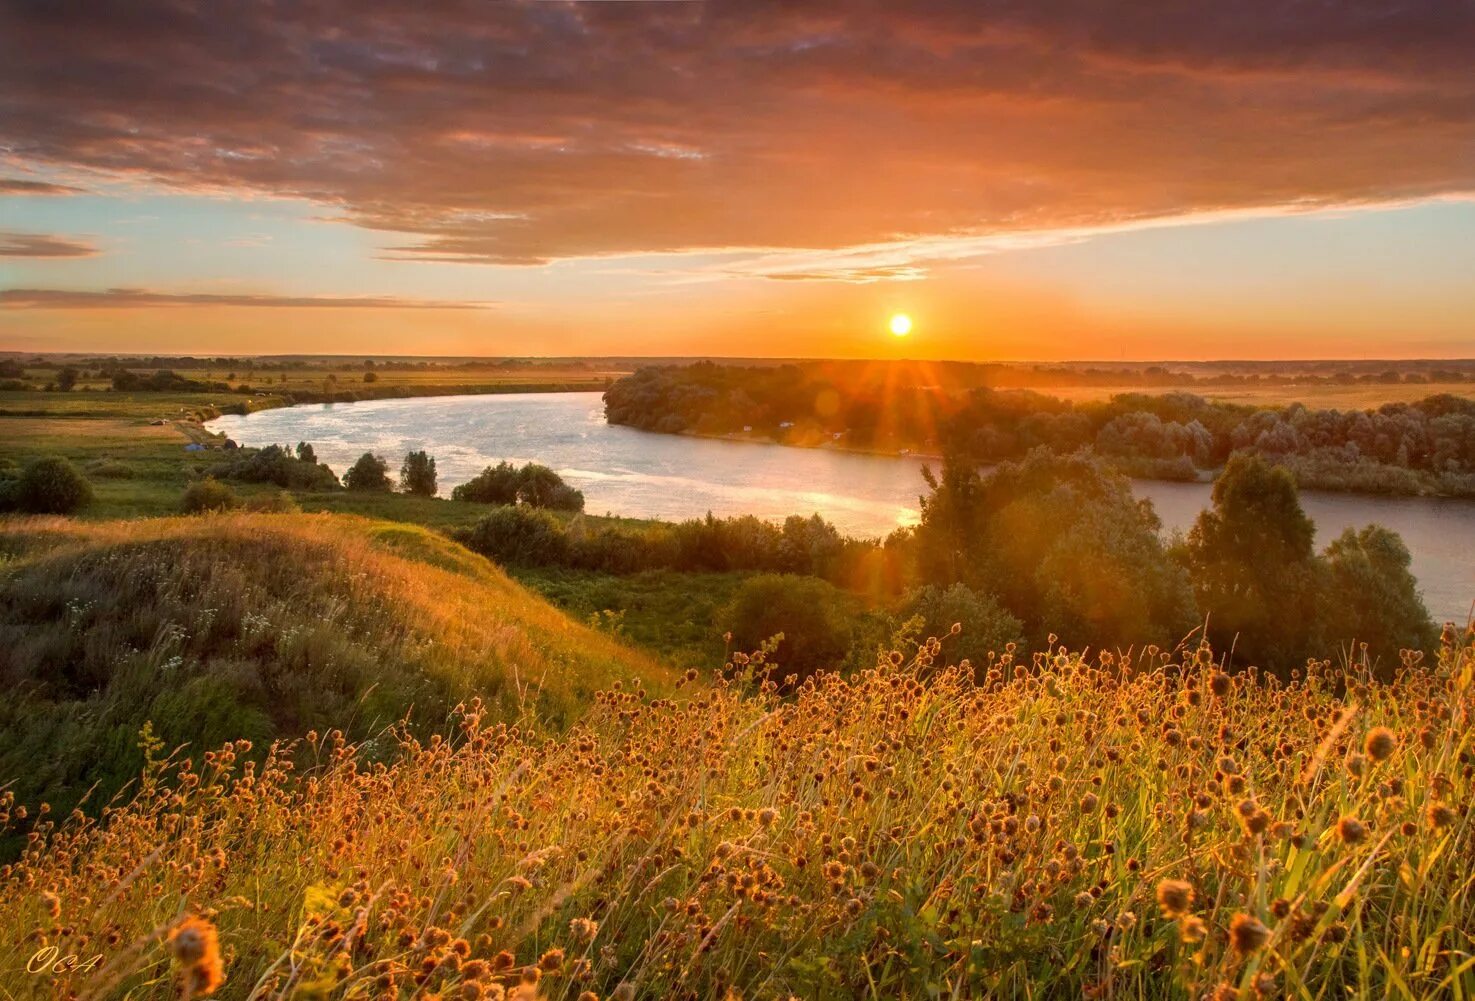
[898,583,1024,669]
[1317,525,1436,672]
[1185,452,1320,670]
[295,441,317,464]
[915,448,1195,650]
[720,574,855,684]
[400,450,437,496]
[452,461,523,504]
[56,366,79,392]
[516,463,565,507]
[343,452,392,491]
[6,456,93,514]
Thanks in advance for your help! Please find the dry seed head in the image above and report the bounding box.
[1364,727,1396,762]
[1155,879,1193,917]
[1336,815,1367,845]
[1229,913,1270,954]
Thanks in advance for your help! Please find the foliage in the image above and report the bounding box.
[1,632,1470,999]
[451,461,585,511]
[212,443,340,490]
[456,504,569,566]
[719,573,860,683]
[897,582,1025,668]
[109,368,226,393]
[0,514,665,826]
[400,449,437,496]
[606,365,1475,496]
[1319,526,1439,661]
[179,477,240,514]
[342,451,392,491]
[915,449,1197,650]
[0,456,93,514]
[1184,454,1435,673]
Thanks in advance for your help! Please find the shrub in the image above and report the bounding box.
[7,456,93,514]
[720,573,855,683]
[343,452,392,491]
[400,450,437,496]
[457,506,569,565]
[452,461,522,504]
[452,461,586,511]
[213,444,340,490]
[179,478,240,514]
[898,583,1024,667]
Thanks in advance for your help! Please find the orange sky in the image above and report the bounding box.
[2,2,1473,358]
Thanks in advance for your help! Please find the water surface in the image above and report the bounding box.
[209,392,1475,623]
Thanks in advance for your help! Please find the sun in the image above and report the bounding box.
[889,313,913,336]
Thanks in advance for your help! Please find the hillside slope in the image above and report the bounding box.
[0,512,667,815]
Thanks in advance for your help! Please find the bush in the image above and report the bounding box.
[179,478,241,514]
[401,450,437,496]
[343,452,392,491]
[456,506,569,566]
[452,461,522,505]
[720,574,855,683]
[213,444,340,490]
[452,461,585,511]
[898,583,1024,668]
[6,457,93,514]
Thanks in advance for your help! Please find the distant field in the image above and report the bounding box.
[5,363,624,400]
[1029,381,1475,407]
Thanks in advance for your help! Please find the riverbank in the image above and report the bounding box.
[207,392,1475,621]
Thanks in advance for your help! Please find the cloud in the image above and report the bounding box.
[1,2,1471,270]
[0,288,494,309]
[0,178,88,195]
[0,232,99,258]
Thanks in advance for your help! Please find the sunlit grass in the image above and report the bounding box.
[2,625,1469,999]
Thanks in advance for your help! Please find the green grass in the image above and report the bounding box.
[513,567,749,666]
[0,512,669,825]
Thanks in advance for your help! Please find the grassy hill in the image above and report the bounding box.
[0,512,667,819]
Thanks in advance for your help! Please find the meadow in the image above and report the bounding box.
[1,626,1470,999]
[0,368,1470,999]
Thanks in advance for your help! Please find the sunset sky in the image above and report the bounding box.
[2,1,1473,359]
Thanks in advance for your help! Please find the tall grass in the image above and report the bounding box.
[2,628,1469,999]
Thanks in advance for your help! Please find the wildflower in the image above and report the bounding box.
[1336,816,1367,845]
[1364,727,1397,762]
[1426,802,1455,829]
[757,807,778,828]
[538,948,565,973]
[1155,879,1193,918]
[1229,913,1270,954]
[1079,792,1099,813]
[168,915,225,996]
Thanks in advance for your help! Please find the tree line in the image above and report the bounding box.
[603,364,1475,496]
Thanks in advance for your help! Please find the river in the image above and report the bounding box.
[207,391,1475,623]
